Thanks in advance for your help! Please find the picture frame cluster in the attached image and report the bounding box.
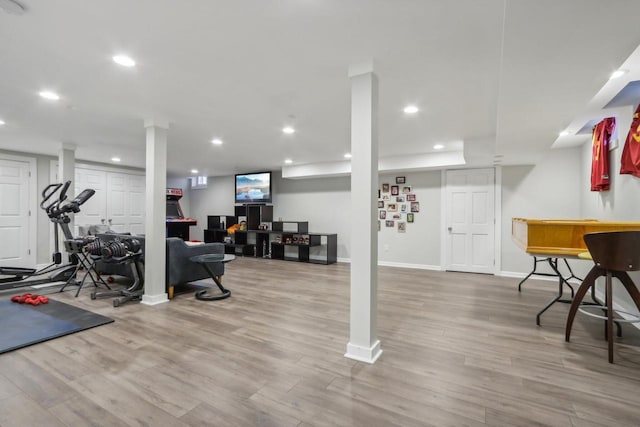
[377,176,419,233]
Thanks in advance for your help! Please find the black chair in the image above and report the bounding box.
[565,231,640,363]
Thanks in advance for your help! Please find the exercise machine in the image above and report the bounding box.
[0,180,95,291]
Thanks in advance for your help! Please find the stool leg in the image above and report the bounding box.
[614,271,640,312]
[606,272,614,363]
[566,267,602,342]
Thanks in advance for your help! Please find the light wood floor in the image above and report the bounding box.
[1,258,640,427]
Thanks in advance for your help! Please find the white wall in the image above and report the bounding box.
[273,172,352,260]
[376,171,441,268]
[500,147,583,274]
[188,175,235,242]
[579,105,640,316]
[186,170,443,264]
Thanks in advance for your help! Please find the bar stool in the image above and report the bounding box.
[565,231,640,363]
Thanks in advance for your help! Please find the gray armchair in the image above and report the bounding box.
[95,234,225,299]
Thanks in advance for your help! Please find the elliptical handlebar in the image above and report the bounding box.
[58,180,71,203]
[48,188,95,218]
[40,182,65,210]
[41,181,95,219]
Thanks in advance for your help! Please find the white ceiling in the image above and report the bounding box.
[1,0,640,177]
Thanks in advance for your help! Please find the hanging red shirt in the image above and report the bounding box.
[620,104,640,178]
[590,117,616,192]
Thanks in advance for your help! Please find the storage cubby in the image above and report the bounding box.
[205,211,336,264]
[272,221,309,233]
[204,215,237,243]
[235,204,273,230]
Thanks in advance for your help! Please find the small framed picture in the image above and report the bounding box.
[406,194,416,201]
[391,185,399,196]
[387,203,397,212]
[401,204,407,212]
[410,202,420,213]
[382,194,390,201]
[396,196,405,203]
[379,210,387,219]
[385,220,394,227]
[402,186,411,194]
[377,200,384,208]
[396,176,406,184]
[398,221,406,233]
[382,183,390,193]
[407,213,414,223]
[392,213,401,220]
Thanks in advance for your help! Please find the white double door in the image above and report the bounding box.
[74,168,145,235]
[444,168,495,274]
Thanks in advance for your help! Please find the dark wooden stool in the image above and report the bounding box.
[565,231,640,363]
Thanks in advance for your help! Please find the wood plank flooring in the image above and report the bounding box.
[1,258,640,426]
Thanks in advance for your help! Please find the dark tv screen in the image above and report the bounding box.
[235,172,272,203]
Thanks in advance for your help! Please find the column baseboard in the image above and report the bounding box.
[141,293,169,306]
[345,340,382,364]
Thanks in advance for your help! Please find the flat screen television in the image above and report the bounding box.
[235,171,272,203]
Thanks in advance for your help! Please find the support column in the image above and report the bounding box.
[142,119,169,305]
[58,143,76,234]
[345,61,382,364]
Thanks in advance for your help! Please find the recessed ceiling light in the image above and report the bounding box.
[211,138,223,145]
[609,69,627,80]
[0,119,5,126]
[39,91,60,101]
[111,157,121,162]
[113,55,136,67]
[559,131,569,137]
[284,159,293,164]
[344,153,352,159]
[433,144,444,150]
[191,169,199,174]
[403,105,419,114]
[282,126,295,134]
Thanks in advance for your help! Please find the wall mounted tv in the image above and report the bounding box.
[235,171,272,203]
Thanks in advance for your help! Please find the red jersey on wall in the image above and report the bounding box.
[620,104,640,178]
[590,117,616,192]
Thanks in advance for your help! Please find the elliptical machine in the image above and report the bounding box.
[0,180,95,291]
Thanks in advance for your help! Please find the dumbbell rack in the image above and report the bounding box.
[91,253,144,307]
[59,239,111,297]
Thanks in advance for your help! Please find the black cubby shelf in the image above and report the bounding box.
[205,216,337,264]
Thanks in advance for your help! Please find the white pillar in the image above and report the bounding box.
[58,142,76,235]
[141,119,170,305]
[345,61,382,364]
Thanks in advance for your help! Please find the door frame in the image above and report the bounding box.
[0,153,37,268]
[440,166,502,273]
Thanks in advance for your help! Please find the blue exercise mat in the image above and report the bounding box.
[0,299,113,354]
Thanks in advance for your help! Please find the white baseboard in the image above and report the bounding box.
[141,293,169,306]
[378,261,442,271]
[336,258,442,271]
[498,270,581,284]
[345,340,382,364]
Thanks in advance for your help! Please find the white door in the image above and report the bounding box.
[0,158,34,268]
[107,172,127,233]
[127,174,145,235]
[107,172,146,234]
[74,168,107,234]
[445,168,495,274]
